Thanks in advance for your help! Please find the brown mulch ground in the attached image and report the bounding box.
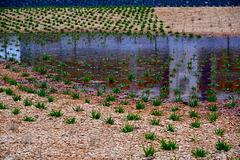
[0,61,239,160]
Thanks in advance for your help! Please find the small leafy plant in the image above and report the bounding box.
[22,115,36,122]
[191,118,201,128]
[72,106,84,112]
[120,100,129,105]
[126,112,141,120]
[5,88,14,95]
[142,142,155,157]
[121,123,133,133]
[136,101,146,109]
[208,104,218,111]
[34,102,47,110]
[104,115,115,125]
[48,95,54,102]
[11,107,21,114]
[0,102,8,109]
[152,99,162,106]
[12,94,21,101]
[171,106,179,112]
[90,110,101,119]
[169,112,183,121]
[23,98,33,106]
[216,140,232,151]
[151,108,163,116]
[189,99,198,107]
[64,117,76,124]
[149,118,160,125]
[189,110,199,118]
[71,92,80,99]
[191,146,209,158]
[115,106,125,113]
[207,112,219,122]
[158,138,179,150]
[48,109,63,117]
[166,124,176,132]
[215,128,225,136]
[106,94,116,101]
[85,98,90,103]
[145,132,156,140]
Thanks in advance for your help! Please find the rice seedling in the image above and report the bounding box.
[106,94,116,101]
[171,106,179,112]
[208,104,218,111]
[8,79,18,85]
[0,102,8,109]
[189,110,199,118]
[23,98,33,106]
[22,115,36,122]
[112,87,121,93]
[189,99,198,107]
[149,118,160,125]
[90,110,101,119]
[215,140,232,151]
[38,89,47,97]
[191,118,201,128]
[120,100,129,105]
[128,92,137,98]
[225,100,237,108]
[5,88,14,95]
[104,115,115,125]
[21,72,29,77]
[166,124,176,132]
[158,138,179,150]
[71,92,80,99]
[34,102,47,110]
[126,112,141,120]
[169,112,183,121]
[72,106,84,112]
[136,101,146,109]
[142,142,155,157]
[85,98,90,103]
[151,108,163,116]
[121,123,133,133]
[40,82,47,88]
[48,109,63,117]
[12,94,21,101]
[48,95,54,102]
[191,146,209,158]
[142,96,149,102]
[152,99,162,106]
[0,88,5,93]
[11,107,21,115]
[215,128,225,136]
[64,117,76,124]
[115,106,125,113]
[207,112,219,122]
[145,132,156,140]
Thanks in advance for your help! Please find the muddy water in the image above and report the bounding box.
[0,33,239,100]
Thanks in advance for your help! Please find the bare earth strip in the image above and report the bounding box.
[0,62,239,159]
[155,7,240,36]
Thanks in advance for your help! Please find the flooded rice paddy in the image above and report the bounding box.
[0,32,239,100]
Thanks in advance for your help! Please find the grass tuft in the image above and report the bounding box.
[22,115,36,122]
[158,138,179,150]
[90,110,101,119]
[216,140,232,151]
[48,109,63,117]
[142,142,155,157]
[191,146,209,158]
[121,123,133,133]
[145,132,156,140]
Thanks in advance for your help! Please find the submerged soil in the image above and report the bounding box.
[0,61,239,159]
